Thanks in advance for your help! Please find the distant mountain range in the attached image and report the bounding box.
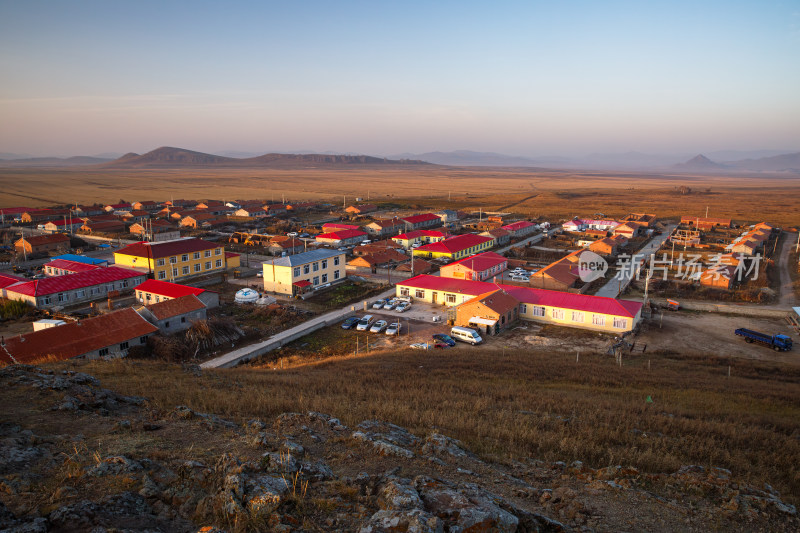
[0,146,797,172]
[96,147,429,169]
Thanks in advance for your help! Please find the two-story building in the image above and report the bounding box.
[364,218,405,238]
[114,238,228,282]
[315,229,368,247]
[262,249,346,297]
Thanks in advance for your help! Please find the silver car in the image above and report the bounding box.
[369,320,388,333]
[383,299,399,310]
[385,322,401,335]
[396,302,411,313]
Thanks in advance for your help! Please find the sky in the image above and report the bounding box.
[1,0,799,157]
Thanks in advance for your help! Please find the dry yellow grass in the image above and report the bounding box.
[59,348,800,506]
[2,166,798,226]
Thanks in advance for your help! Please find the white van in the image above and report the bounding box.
[450,326,483,345]
[356,314,374,331]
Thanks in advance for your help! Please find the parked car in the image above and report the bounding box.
[385,322,401,335]
[372,299,387,309]
[341,316,360,329]
[510,275,529,282]
[369,320,388,333]
[383,299,399,310]
[432,333,456,347]
[356,315,374,331]
[410,342,432,350]
[396,301,411,313]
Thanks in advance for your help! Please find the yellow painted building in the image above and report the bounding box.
[391,230,448,249]
[395,275,642,333]
[114,238,227,282]
[412,234,494,261]
[262,249,346,296]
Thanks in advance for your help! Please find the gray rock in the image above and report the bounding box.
[87,455,143,477]
[421,433,470,459]
[378,478,423,511]
[359,509,443,533]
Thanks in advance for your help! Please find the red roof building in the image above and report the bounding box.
[439,252,508,281]
[322,222,360,233]
[413,234,495,260]
[399,213,442,230]
[315,229,368,246]
[501,220,538,238]
[134,279,219,308]
[44,259,102,277]
[4,267,146,308]
[396,274,642,332]
[0,308,157,366]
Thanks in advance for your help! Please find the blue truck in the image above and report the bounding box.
[734,328,793,352]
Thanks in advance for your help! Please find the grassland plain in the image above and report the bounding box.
[61,347,800,507]
[2,166,799,226]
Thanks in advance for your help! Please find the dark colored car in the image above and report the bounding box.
[341,316,360,329]
[432,333,456,347]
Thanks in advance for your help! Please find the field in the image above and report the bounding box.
[2,166,800,227]
[64,348,800,507]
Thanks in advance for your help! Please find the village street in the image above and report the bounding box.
[594,224,677,298]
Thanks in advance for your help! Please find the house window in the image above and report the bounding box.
[322,259,328,269]
[193,252,200,259]
[592,314,605,326]
[120,341,129,350]
[139,336,147,344]
[322,273,328,283]
[205,262,211,270]
[42,296,52,305]
[215,248,222,255]
[182,266,190,275]
[400,287,410,296]
[415,289,425,298]
[532,306,545,317]
[165,321,170,328]
[519,303,527,314]
[169,256,177,264]
[155,296,160,302]
[552,309,564,319]
[122,280,129,288]
[571,311,584,323]
[157,258,165,266]
[158,271,166,279]
[74,289,85,298]
[215,259,222,268]
[99,348,109,356]
[313,276,319,285]
[181,317,186,323]
[181,254,189,262]
[57,293,67,302]
[334,256,340,266]
[172,268,178,277]
[446,294,456,303]
[292,267,300,277]
[613,317,628,329]
[334,270,340,280]
[205,250,212,257]
[313,262,319,272]
[303,265,310,274]
[195,264,201,272]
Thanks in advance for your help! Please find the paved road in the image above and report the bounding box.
[594,224,678,299]
[495,226,561,255]
[778,231,798,308]
[200,286,397,368]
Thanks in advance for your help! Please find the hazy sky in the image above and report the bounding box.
[1,0,798,157]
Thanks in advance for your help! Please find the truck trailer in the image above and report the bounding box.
[734,328,793,352]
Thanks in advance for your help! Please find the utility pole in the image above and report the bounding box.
[705,205,709,218]
[20,231,27,262]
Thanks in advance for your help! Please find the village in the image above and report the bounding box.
[0,198,797,368]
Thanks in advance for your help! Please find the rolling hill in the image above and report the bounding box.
[672,154,729,172]
[98,147,429,169]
